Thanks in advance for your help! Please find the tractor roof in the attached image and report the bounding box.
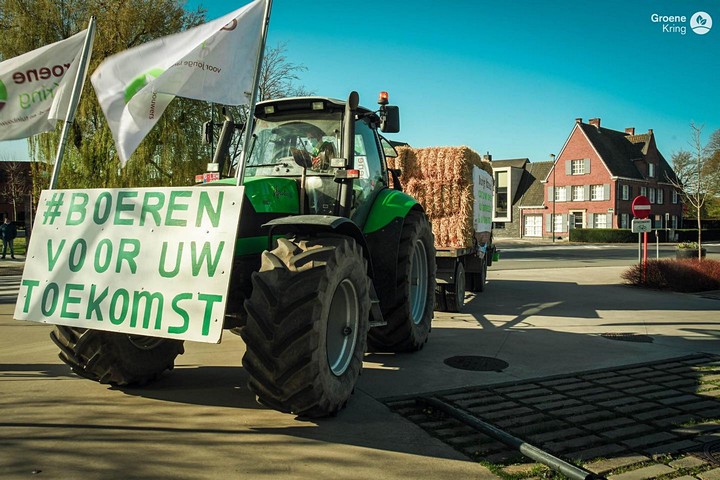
[255,96,373,120]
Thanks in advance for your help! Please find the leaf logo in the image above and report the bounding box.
[690,11,713,35]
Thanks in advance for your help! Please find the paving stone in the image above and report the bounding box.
[678,401,720,413]
[549,404,600,418]
[443,390,488,402]
[572,409,617,424]
[607,463,674,480]
[600,423,655,440]
[544,434,603,453]
[454,395,507,408]
[527,426,584,444]
[494,412,547,429]
[484,449,524,464]
[700,374,720,383]
[652,413,700,427]
[621,431,678,449]
[633,407,682,421]
[666,378,705,389]
[540,377,583,387]
[591,375,635,385]
[633,370,668,379]
[700,468,720,480]
[563,386,612,396]
[598,396,643,408]
[611,380,651,390]
[624,384,666,395]
[467,401,522,415]
[584,417,636,432]
[616,402,660,414]
[553,382,601,393]
[523,393,567,404]
[535,399,583,411]
[434,425,477,438]
[623,367,656,375]
[584,454,651,475]
[659,394,706,406]
[672,476,701,480]
[641,389,685,400]
[585,391,626,403]
[503,388,555,400]
[643,439,700,456]
[568,443,627,462]
[494,384,544,394]
[511,419,570,437]
[501,463,538,476]
[669,455,709,469]
[583,371,620,380]
[673,421,720,436]
[480,406,535,421]
[698,389,720,398]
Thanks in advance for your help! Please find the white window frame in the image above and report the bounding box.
[621,184,629,201]
[571,159,585,175]
[554,187,566,202]
[648,163,655,178]
[591,184,604,201]
[593,214,608,229]
[640,186,647,197]
[657,188,664,204]
[649,187,656,204]
[672,190,679,204]
[571,185,585,201]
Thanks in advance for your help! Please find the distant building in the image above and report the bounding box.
[492,118,683,238]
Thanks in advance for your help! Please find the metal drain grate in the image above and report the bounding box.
[600,333,654,343]
[444,355,509,372]
[687,441,720,467]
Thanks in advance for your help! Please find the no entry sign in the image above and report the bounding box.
[631,195,651,219]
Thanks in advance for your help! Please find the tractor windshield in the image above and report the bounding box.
[245,115,342,178]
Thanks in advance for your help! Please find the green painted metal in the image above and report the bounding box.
[206,177,299,214]
[363,189,418,234]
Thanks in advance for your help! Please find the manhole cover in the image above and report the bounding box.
[601,333,654,343]
[444,355,509,372]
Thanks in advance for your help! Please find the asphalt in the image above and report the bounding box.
[2,253,720,479]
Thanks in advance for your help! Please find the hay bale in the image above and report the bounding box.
[387,146,419,180]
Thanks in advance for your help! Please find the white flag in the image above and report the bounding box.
[0,30,87,141]
[91,0,266,165]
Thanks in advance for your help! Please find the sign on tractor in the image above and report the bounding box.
[631,195,651,219]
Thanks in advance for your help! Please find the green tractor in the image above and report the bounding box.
[50,91,436,417]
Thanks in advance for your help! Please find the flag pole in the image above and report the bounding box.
[236,0,273,186]
[49,16,97,189]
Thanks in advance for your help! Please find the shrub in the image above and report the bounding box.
[570,228,636,243]
[622,259,720,292]
[676,229,720,242]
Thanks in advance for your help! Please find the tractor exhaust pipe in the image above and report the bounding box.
[338,91,359,218]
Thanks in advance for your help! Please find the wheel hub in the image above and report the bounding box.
[326,279,359,376]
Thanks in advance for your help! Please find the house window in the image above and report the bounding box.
[571,185,585,201]
[554,214,564,233]
[640,186,647,197]
[571,159,585,175]
[648,163,655,178]
[554,187,566,201]
[649,188,656,204]
[494,170,509,220]
[593,214,608,229]
[622,184,629,201]
[671,215,678,229]
[620,213,629,229]
[657,188,664,204]
[672,190,679,204]
[591,184,604,201]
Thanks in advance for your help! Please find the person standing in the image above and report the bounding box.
[1,217,17,259]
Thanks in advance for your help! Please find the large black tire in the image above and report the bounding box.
[445,261,466,313]
[368,210,436,352]
[50,326,184,385]
[241,235,370,418]
[467,257,487,293]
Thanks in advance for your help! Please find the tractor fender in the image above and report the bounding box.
[262,215,375,278]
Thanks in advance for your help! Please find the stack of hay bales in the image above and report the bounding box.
[387,146,493,249]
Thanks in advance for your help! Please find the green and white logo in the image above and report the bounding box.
[691,12,713,35]
[0,79,7,112]
[124,68,164,104]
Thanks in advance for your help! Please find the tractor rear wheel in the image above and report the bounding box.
[368,211,436,351]
[241,235,370,418]
[50,326,184,385]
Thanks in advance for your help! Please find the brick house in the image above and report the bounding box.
[517,118,682,238]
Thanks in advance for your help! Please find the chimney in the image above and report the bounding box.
[482,152,492,162]
[625,127,635,135]
[575,118,582,124]
[648,129,653,135]
[589,118,601,128]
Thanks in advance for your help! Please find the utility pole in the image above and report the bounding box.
[550,153,556,243]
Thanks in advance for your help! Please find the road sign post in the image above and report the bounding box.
[631,196,652,283]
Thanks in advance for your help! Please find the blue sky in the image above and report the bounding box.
[2,0,718,164]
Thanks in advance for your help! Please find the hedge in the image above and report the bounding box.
[675,229,720,242]
[569,228,636,243]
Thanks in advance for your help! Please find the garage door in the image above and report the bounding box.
[524,215,542,237]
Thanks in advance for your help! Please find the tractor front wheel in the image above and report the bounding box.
[368,210,436,351]
[241,235,370,418]
[50,327,184,385]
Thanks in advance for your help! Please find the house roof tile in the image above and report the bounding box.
[517,161,553,207]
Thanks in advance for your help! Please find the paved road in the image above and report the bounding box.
[1,253,719,479]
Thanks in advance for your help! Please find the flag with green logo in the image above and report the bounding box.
[0,30,87,141]
[91,0,266,165]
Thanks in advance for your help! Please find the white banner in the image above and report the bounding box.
[473,166,494,234]
[0,30,87,141]
[91,0,266,165]
[15,186,244,343]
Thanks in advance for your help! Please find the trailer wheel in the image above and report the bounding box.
[467,257,487,293]
[446,261,465,312]
[241,236,370,418]
[368,211,436,351]
[50,326,184,386]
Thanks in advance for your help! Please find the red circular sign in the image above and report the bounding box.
[631,195,651,219]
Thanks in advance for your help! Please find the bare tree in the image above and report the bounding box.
[668,123,720,259]
[0,158,31,221]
